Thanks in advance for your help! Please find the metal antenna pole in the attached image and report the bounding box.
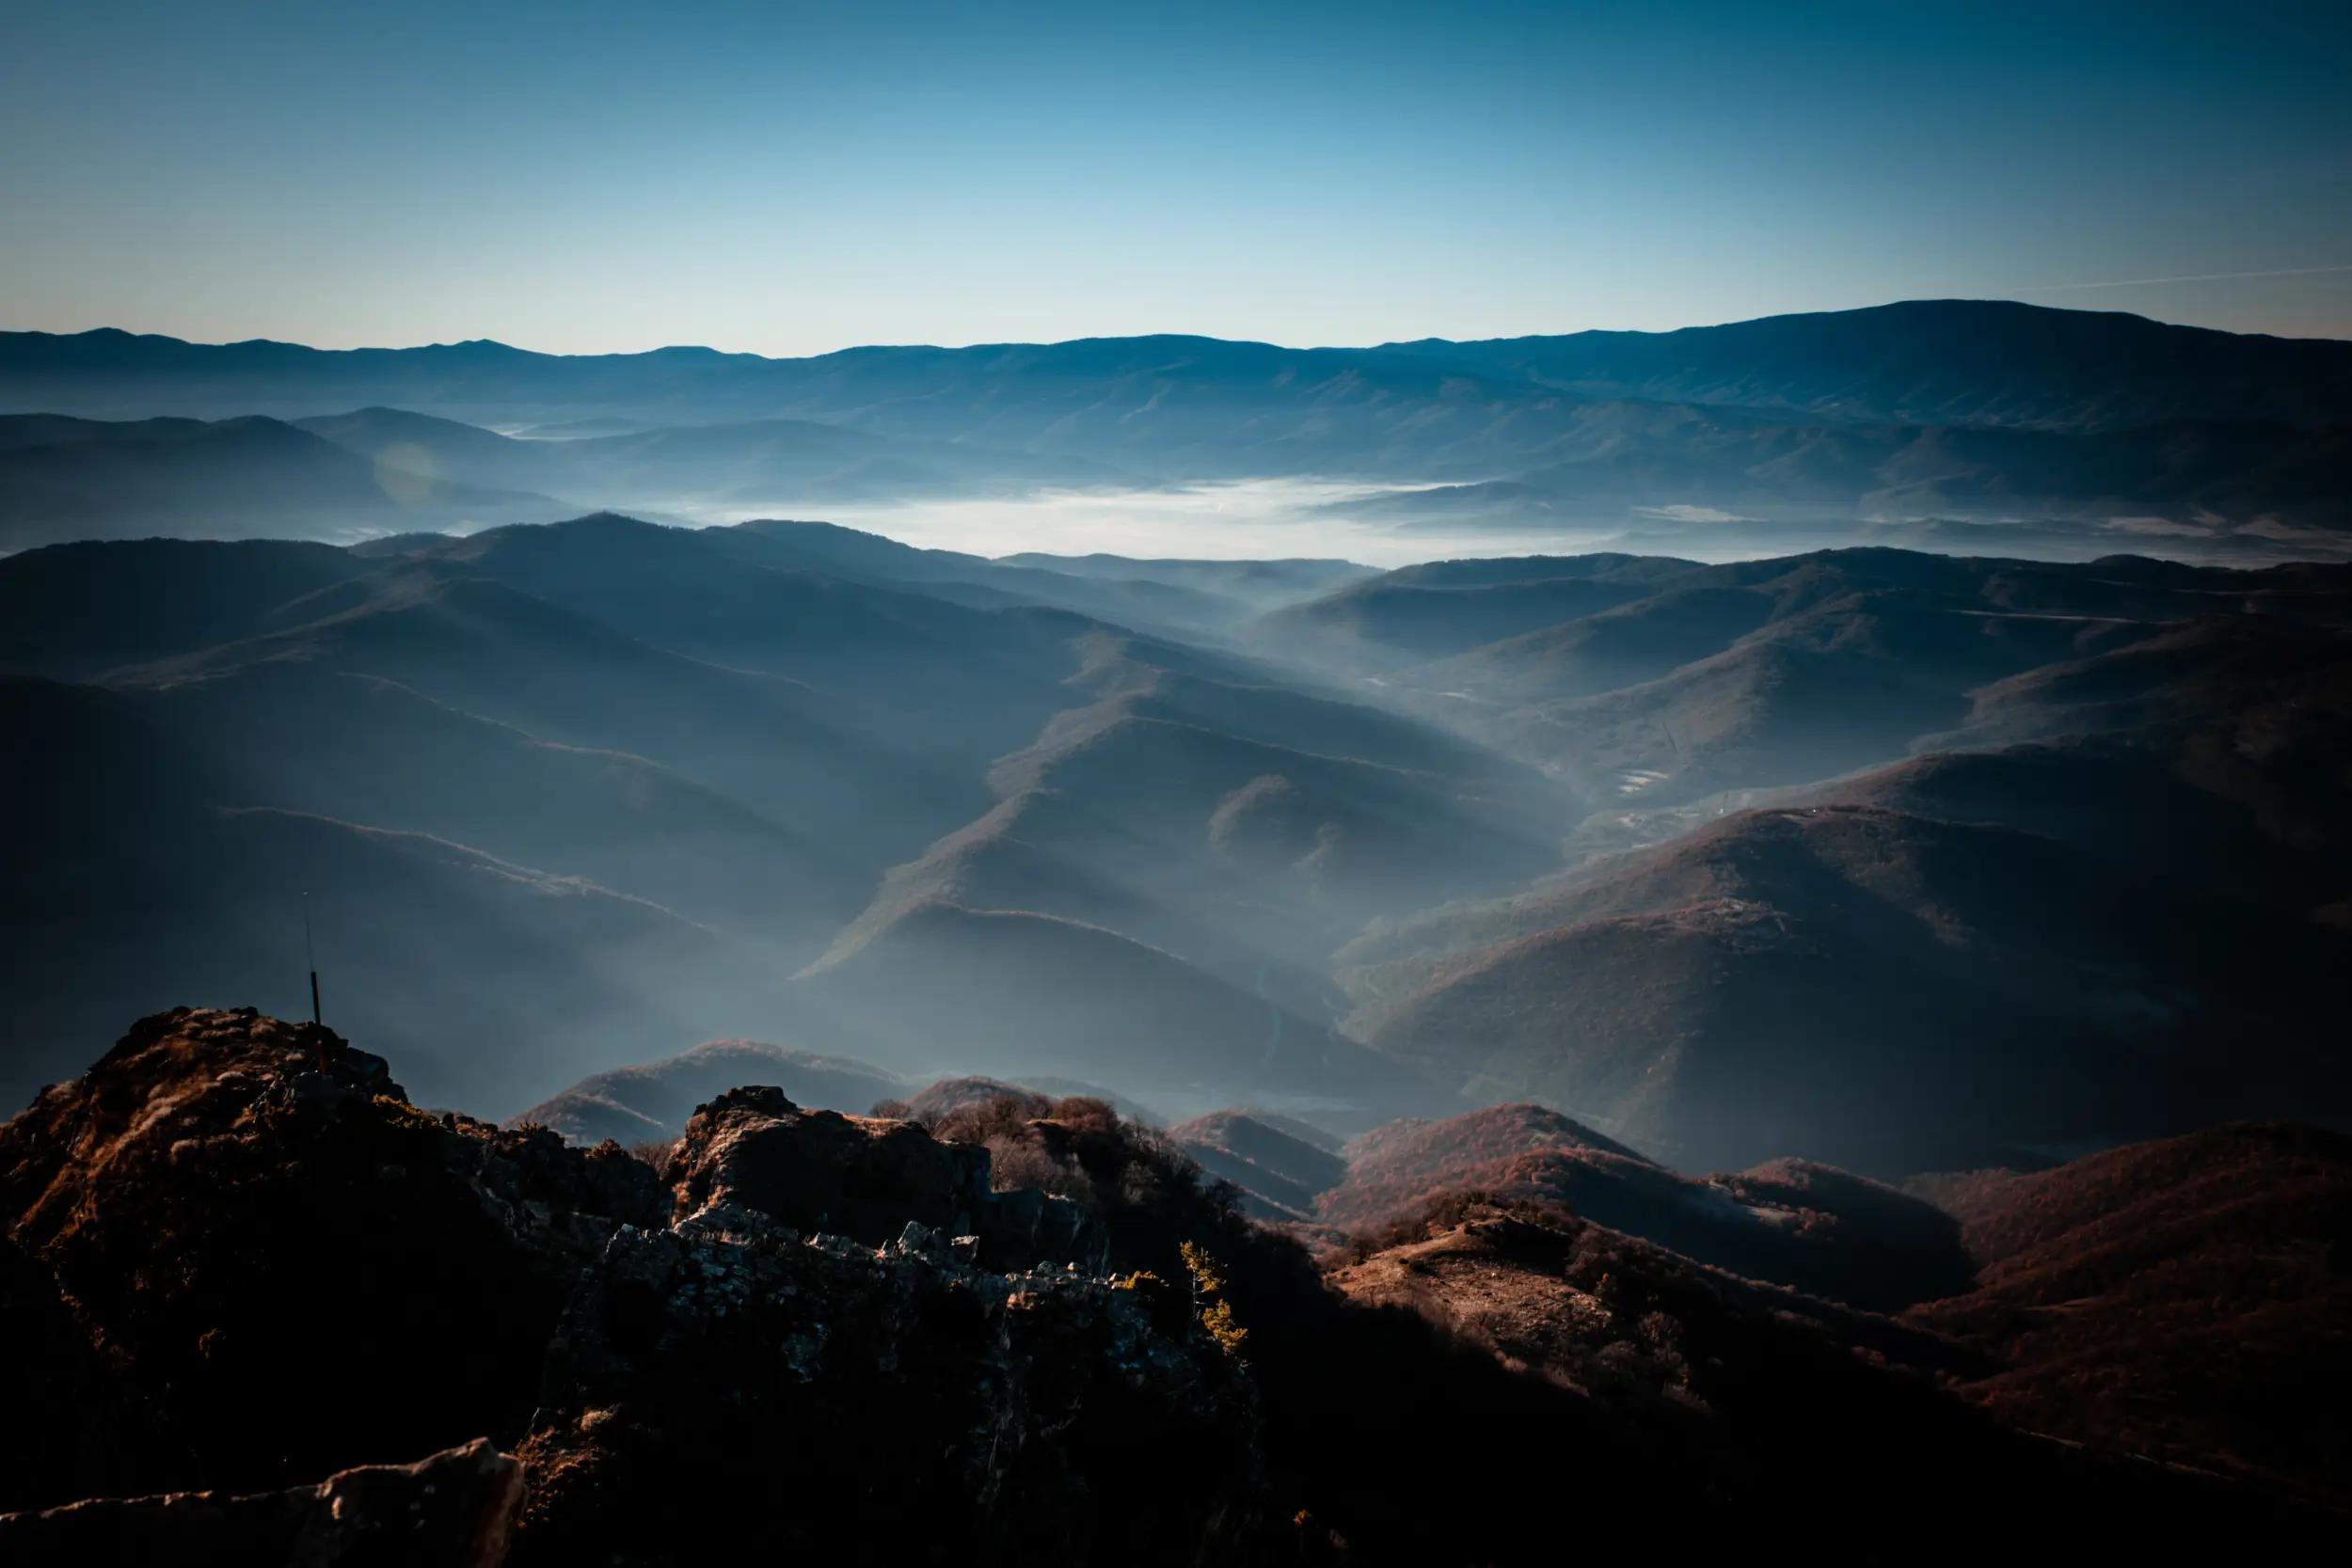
[302,895,325,1066]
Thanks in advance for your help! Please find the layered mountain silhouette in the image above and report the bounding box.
[1341,797,2344,1175]
[8,519,2348,1161]
[511,1038,910,1146]
[294,404,1131,512]
[12,300,2350,434]
[1329,413,2352,534]
[7,300,2349,545]
[0,413,569,547]
[1906,1122,2352,1506]
[0,515,1514,1117]
[1260,546,2352,812]
[1375,299,2352,431]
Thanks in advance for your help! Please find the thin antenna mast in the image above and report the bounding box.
[302,894,326,1070]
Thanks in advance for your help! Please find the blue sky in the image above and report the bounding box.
[4,1,2348,353]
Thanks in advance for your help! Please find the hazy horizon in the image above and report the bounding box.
[8,2,2350,354]
[14,289,2352,360]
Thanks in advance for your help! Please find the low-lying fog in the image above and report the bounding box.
[677,479,2342,568]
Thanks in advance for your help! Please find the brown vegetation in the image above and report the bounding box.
[1320,1104,1977,1311]
[1906,1123,2352,1504]
[3,1011,2332,1561]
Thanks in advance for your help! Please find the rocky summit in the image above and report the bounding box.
[0,1009,1264,1564]
[1,1007,2337,1563]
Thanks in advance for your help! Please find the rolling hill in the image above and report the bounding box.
[1167,1109,1348,1221]
[1327,412,2352,533]
[0,413,566,549]
[294,404,1128,510]
[8,529,2347,1182]
[0,678,759,1113]
[1323,1103,1974,1311]
[0,515,1574,1125]
[1320,1196,2285,1536]
[1265,548,2352,812]
[511,1039,909,1147]
[812,626,1573,1026]
[794,899,1431,1125]
[1375,299,2352,432]
[1908,1123,2352,1506]
[1343,803,2347,1175]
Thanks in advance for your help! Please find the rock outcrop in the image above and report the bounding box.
[666,1085,995,1240]
[6,1006,2327,1560]
[516,1204,1261,1563]
[664,1084,1103,1267]
[0,1439,522,1568]
[0,1006,661,1498]
[1,1009,1264,1562]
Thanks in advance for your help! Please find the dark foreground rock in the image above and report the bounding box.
[0,1231,183,1513]
[0,1006,662,1497]
[516,1208,1261,1564]
[0,1439,521,1568]
[1,1010,1267,1563]
[3,1007,2330,1562]
[664,1083,1101,1264]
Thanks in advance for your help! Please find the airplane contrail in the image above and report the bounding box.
[2021,263,2352,293]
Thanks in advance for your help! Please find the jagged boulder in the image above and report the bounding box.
[516,1208,1265,1564]
[0,1007,663,1499]
[666,1085,996,1240]
[664,1084,1102,1266]
[0,1439,522,1567]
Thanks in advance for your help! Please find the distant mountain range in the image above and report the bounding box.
[4,300,2348,547]
[12,300,2350,434]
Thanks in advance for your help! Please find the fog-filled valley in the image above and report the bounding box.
[7,296,2352,1555]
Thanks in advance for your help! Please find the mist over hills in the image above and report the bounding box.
[1334,413,2352,536]
[1340,800,2341,1174]
[5,300,2349,553]
[7,302,2352,1553]
[0,414,570,547]
[1258,546,2352,814]
[6,505,2347,1174]
[0,514,1522,1117]
[294,404,1131,512]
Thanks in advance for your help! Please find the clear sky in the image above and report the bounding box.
[5,1,2348,354]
